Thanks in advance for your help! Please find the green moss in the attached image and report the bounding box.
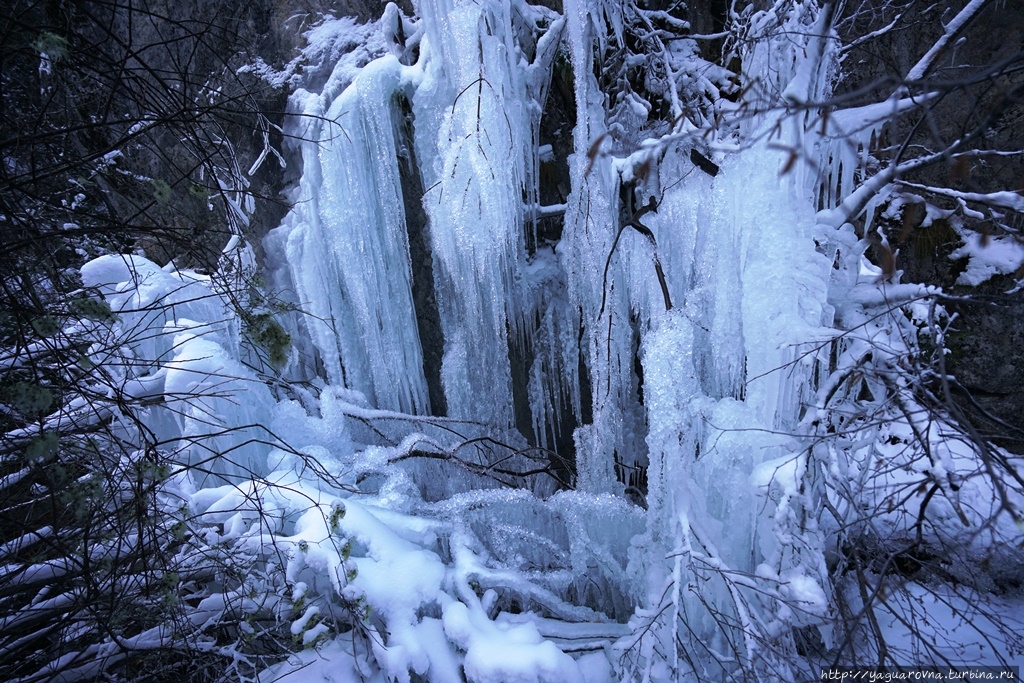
[26,432,59,461]
[31,315,59,337]
[69,294,115,321]
[3,382,54,416]
[329,501,346,533]
[150,178,172,205]
[33,32,69,62]
[244,312,291,369]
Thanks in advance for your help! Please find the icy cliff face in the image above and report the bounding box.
[268,0,835,631]
[276,55,432,415]
[252,0,1024,679]
[269,0,832,507]
[11,0,1024,680]
[52,0,1022,679]
[273,2,545,426]
[411,0,533,427]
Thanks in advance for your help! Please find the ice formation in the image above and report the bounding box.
[257,0,881,677]
[259,0,842,673]
[62,0,1023,680]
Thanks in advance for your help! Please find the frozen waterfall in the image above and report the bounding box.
[258,0,865,679]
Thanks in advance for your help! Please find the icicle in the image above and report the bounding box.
[649,146,745,401]
[559,0,639,495]
[412,0,533,426]
[279,57,432,414]
[515,247,581,453]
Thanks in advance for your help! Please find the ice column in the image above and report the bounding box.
[412,0,530,426]
[558,0,645,495]
[283,57,431,415]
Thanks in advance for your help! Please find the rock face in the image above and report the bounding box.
[216,0,390,254]
[835,0,1024,451]
[946,294,1024,450]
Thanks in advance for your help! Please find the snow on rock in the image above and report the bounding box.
[339,501,445,626]
[258,638,388,683]
[777,568,829,626]
[950,231,1024,286]
[80,253,161,295]
[164,325,275,485]
[443,598,585,683]
[80,254,273,486]
[81,254,236,369]
[875,582,1024,667]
